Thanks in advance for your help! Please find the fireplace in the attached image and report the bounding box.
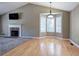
[11,31,19,36]
[10,27,19,37]
[9,24,21,37]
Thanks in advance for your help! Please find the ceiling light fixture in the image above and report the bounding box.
[47,2,54,18]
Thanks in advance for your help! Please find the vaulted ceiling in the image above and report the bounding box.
[0,2,79,15]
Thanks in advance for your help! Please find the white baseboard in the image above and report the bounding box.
[69,39,79,48]
[21,36,33,38]
[32,36,46,39]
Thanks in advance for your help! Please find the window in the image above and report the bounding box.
[56,16,62,33]
[40,16,46,32]
[47,17,55,32]
[40,14,62,34]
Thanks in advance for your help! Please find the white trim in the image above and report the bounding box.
[69,39,79,48]
[21,36,33,38]
[32,36,45,39]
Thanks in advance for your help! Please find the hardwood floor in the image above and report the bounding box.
[3,37,79,56]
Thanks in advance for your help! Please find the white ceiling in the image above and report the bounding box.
[0,2,28,15]
[31,2,79,11]
[0,2,79,15]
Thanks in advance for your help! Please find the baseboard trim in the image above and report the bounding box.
[32,36,45,39]
[21,36,33,38]
[69,39,79,48]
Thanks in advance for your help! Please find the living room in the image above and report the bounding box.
[0,1,79,57]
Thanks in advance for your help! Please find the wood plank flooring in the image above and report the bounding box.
[3,37,79,56]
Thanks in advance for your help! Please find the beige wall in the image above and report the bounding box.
[1,3,70,38]
[62,12,70,38]
[0,17,2,34]
[70,5,79,45]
